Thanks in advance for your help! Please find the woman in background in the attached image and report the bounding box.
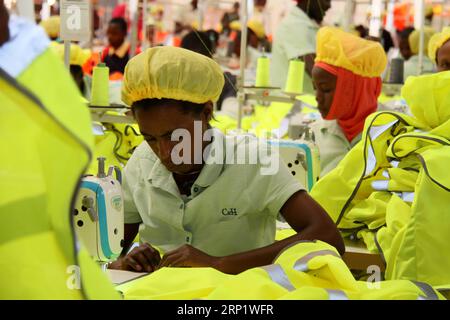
[311,27,387,177]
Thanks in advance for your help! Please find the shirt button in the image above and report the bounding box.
[193,187,199,193]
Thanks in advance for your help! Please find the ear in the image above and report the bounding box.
[201,102,214,123]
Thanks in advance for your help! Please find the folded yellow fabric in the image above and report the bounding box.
[50,42,91,67]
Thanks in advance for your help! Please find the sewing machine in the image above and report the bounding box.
[74,157,124,263]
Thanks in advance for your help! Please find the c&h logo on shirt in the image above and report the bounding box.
[222,208,238,216]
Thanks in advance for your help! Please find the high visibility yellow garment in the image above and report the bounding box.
[87,122,143,175]
[0,49,119,299]
[310,110,450,287]
[117,267,231,300]
[118,240,444,300]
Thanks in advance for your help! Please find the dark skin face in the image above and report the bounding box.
[107,23,126,49]
[0,0,10,46]
[298,0,331,24]
[399,37,413,61]
[134,102,213,176]
[437,40,450,72]
[312,66,337,119]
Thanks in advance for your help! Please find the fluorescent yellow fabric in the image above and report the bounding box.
[118,240,444,300]
[0,48,119,299]
[428,27,450,63]
[408,27,436,55]
[122,47,225,106]
[315,26,387,78]
[310,72,450,287]
[39,16,60,39]
[50,42,91,67]
[118,268,231,299]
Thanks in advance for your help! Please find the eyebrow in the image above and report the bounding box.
[140,129,176,138]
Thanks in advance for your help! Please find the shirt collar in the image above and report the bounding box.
[108,41,130,58]
[0,15,50,78]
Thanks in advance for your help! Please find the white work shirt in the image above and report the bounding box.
[271,6,318,94]
[311,120,361,177]
[123,130,304,256]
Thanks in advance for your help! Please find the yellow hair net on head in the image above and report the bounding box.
[315,27,387,78]
[229,20,265,39]
[402,71,450,131]
[40,16,61,39]
[50,42,91,67]
[408,27,436,55]
[428,27,450,63]
[122,46,225,106]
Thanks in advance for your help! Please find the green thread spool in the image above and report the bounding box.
[91,63,110,106]
[284,59,304,95]
[255,56,270,87]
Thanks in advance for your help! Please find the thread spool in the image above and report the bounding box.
[389,58,404,84]
[91,63,110,106]
[255,56,270,87]
[284,59,304,95]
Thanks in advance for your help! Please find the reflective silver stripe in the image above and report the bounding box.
[326,289,349,300]
[412,281,439,300]
[400,192,415,203]
[365,120,399,176]
[371,180,389,191]
[261,264,295,291]
[293,250,340,273]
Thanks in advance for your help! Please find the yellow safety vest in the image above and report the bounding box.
[311,110,450,288]
[0,48,119,299]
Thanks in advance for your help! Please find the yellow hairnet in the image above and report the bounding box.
[428,27,450,63]
[50,42,91,67]
[229,20,265,39]
[315,27,387,78]
[40,16,61,39]
[402,71,450,130]
[122,47,225,106]
[408,27,436,55]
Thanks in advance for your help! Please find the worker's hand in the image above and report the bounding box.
[121,243,161,273]
[157,245,219,270]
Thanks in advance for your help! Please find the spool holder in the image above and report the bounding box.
[242,86,317,110]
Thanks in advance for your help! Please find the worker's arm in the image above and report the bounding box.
[299,53,316,78]
[108,223,161,272]
[158,190,344,275]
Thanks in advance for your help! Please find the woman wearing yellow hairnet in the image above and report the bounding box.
[108,46,343,274]
[311,27,387,177]
[428,27,450,72]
